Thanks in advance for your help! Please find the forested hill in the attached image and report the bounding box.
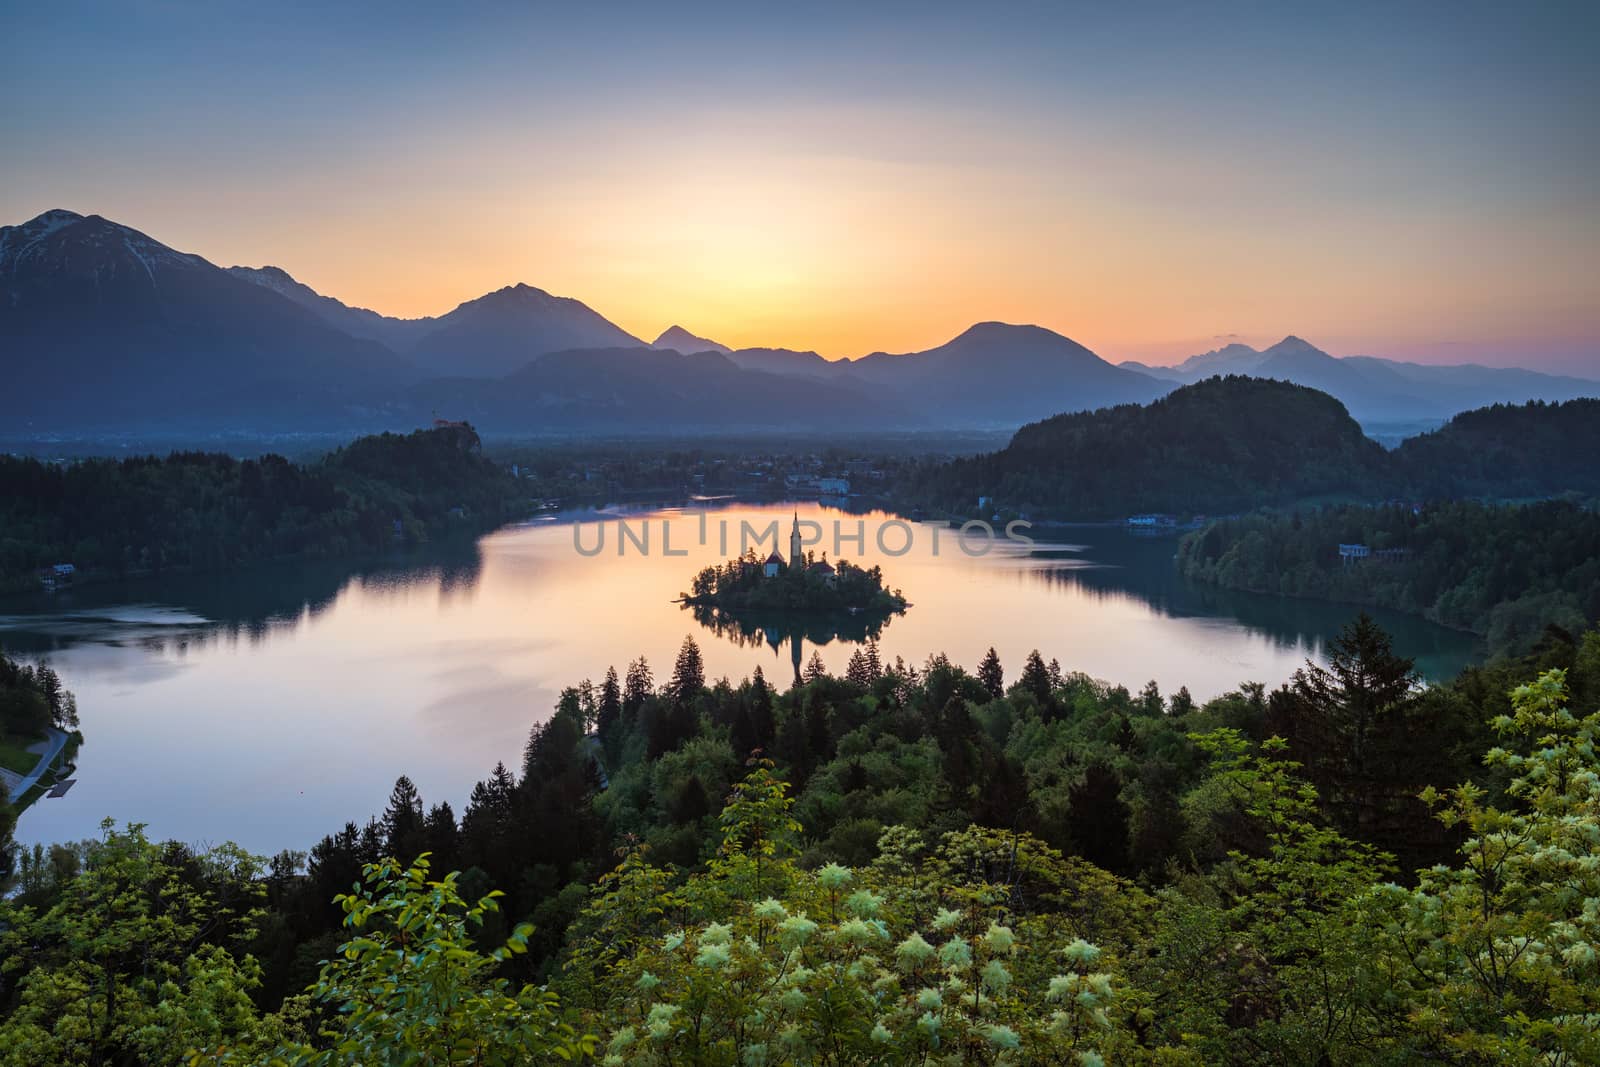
[1392,398,1600,499]
[900,376,1389,518]
[1177,499,1600,656]
[0,424,523,591]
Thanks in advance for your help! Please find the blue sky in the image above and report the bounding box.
[3,1,1596,370]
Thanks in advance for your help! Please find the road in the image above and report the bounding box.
[4,727,68,804]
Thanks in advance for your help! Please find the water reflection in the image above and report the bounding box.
[0,502,1481,854]
[1019,528,1477,681]
[0,544,485,658]
[683,602,901,684]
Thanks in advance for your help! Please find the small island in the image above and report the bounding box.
[681,513,908,618]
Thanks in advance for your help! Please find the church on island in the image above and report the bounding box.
[762,512,836,586]
[681,513,904,620]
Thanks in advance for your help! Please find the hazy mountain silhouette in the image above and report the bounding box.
[1118,336,1597,421]
[10,210,1592,435]
[725,347,848,379]
[1,210,412,428]
[226,264,425,350]
[845,322,1170,424]
[717,323,1167,422]
[402,347,903,431]
[229,267,644,376]
[406,284,644,377]
[652,325,730,354]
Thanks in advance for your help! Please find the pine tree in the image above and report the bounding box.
[977,646,1005,700]
[935,696,980,798]
[488,761,517,814]
[747,667,774,752]
[845,648,874,688]
[383,775,426,861]
[359,817,386,865]
[1020,649,1053,702]
[623,657,653,722]
[1169,685,1196,716]
[423,801,458,869]
[1066,763,1130,872]
[805,698,833,765]
[1269,613,1424,845]
[597,666,622,738]
[671,636,705,705]
[803,650,828,684]
[731,704,759,758]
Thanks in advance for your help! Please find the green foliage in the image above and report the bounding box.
[256,855,594,1065]
[900,390,1600,523]
[901,376,1389,519]
[1370,670,1600,1064]
[0,652,78,738]
[1179,500,1600,654]
[576,766,1141,1065]
[1392,398,1600,500]
[10,623,1600,1064]
[0,425,522,590]
[1171,731,1394,1061]
[0,821,288,1066]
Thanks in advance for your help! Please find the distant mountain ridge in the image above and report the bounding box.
[225,265,425,351]
[6,209,1595,435]
[1,210,410,429]
[226,267,645,376]
[652,325,729,354]
[844,322,1169,423]
[405,283,644,377]
[1120,336,1597,422]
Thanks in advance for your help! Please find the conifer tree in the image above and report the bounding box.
[382,775,425,860]
[977,646,1004,699]
[670,637,705,706]
[623,657,653,722]
[1020,649,1053,702]
[597,665,622,738]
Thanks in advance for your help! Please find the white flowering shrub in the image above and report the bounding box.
[577,764,1129,1065]
[1370,669,1600,1064]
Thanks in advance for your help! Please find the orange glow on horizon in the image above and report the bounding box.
[30,105,1596,370]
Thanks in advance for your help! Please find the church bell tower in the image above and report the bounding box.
[790,512,804,572]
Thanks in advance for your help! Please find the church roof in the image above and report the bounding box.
[765,551,784,564]
[810,559,835,573]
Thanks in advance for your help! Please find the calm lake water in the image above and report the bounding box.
[2,501,1478,854]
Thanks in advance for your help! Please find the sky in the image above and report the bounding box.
[3,2,1597,372]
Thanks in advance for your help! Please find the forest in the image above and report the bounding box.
[895,383,1600,520]
[2,617,1598,1064]
[1178,500,1600,656]
[1390,397,1600,499]
[0,423,523,591]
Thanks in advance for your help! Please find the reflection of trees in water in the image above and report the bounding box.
[683,603,900,682]
[687,604,895,648]
[0,543,485,658]
[1020,537,1478,678]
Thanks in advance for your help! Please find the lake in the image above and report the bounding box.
[1,501,1479,855]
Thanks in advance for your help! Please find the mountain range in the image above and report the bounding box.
[2,209,1594,436]
[1120,337,1599,423]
